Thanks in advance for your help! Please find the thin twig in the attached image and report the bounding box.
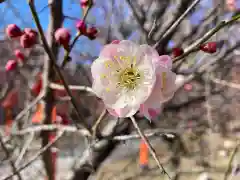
[0,135,23,180]
[210,76,240,89]
[9,124,90,136]
[15,132,35,167]
[49,82,95,94]
[92,108,107,138]
[172,13,240,63]
[27,0,92,136]
[125,0,148,40]
[2,131,64,180]
[154,0,201,48]
[223,143,240,180]
[7,122,205,139]
[61,6,91,68]
[130,116,172,180]
[38,3,52,14]
[148,16,157,40]
[14,92,44,122]
[113,131,175,141]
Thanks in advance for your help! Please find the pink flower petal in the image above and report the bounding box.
[107,107,119,116]
[148,108,158,118]
[106,105,140,118]
[142,66,176,113]
[99,44,119,60]
[139,104,162,120]
[99,41,139,68]
[111,40,120,44]
[154,55,172,69]
[136,44,159,68]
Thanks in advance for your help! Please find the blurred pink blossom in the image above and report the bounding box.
[184,83,193,91]
[226,0,237,11]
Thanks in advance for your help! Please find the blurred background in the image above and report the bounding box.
[0,0,239,180]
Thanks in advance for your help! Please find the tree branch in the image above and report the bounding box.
[27,0,92,135]
[154,0,200,49]
[0,135,23,180]
[39,0,63,179]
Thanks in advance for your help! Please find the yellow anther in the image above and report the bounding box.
[101,74,107,78]
[104,61,113,68]
[132,56,137,66]
[162,72,166,90]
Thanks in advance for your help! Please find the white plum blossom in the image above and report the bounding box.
[91,40,176,119]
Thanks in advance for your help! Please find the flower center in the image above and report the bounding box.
[117,67,141,90]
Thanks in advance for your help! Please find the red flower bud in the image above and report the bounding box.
[24,28,38,40]
[76,20,87,34]
[111,40,120,44]
[80,0,93,9]
[86,27,98,40]
[58,114,70,125]
[2,89,18,109]
[172,47,184,58]
[5,60,18,72]
[24,28,37,35]
[14,49,25,62]
[200,42,217,53]
[6,24,23,38]
[31,78,42,96]
[54,28,71,50]
[20,33,37,48]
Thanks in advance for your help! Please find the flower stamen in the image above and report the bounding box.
[118,67,141,90]
[161,72,166,91]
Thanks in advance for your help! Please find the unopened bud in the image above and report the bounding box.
[200,42,217,53]
[80,0,93,9]
[76,20,87,34]
[6,24,23,38]
[86,27,98,40]
[14,49,25,62]
[31,79,42,96]
[20,33,37,48]
[5,60,18,72]
[172,47,184,58]
[54,28,71,50]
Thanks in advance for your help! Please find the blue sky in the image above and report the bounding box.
[0,0,83,31]
[0,0,237,64]
[0,0,101,61]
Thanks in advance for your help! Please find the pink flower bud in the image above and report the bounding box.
[14,49,25,62]
[86,27,98,40]
[6,24,23,38]
[5,60,18,72]
[80,0,93,8]
[172,47,184,58]
[24,28,38,38]
[20,34,36,48]
[81,0,88,8]
[184,83,193,91]
[76,20,87,34]
[54,28,71,49]
[111,40,120,44]
[200,42,217,53]
[31,78,42,96]
[24,28,38,44]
